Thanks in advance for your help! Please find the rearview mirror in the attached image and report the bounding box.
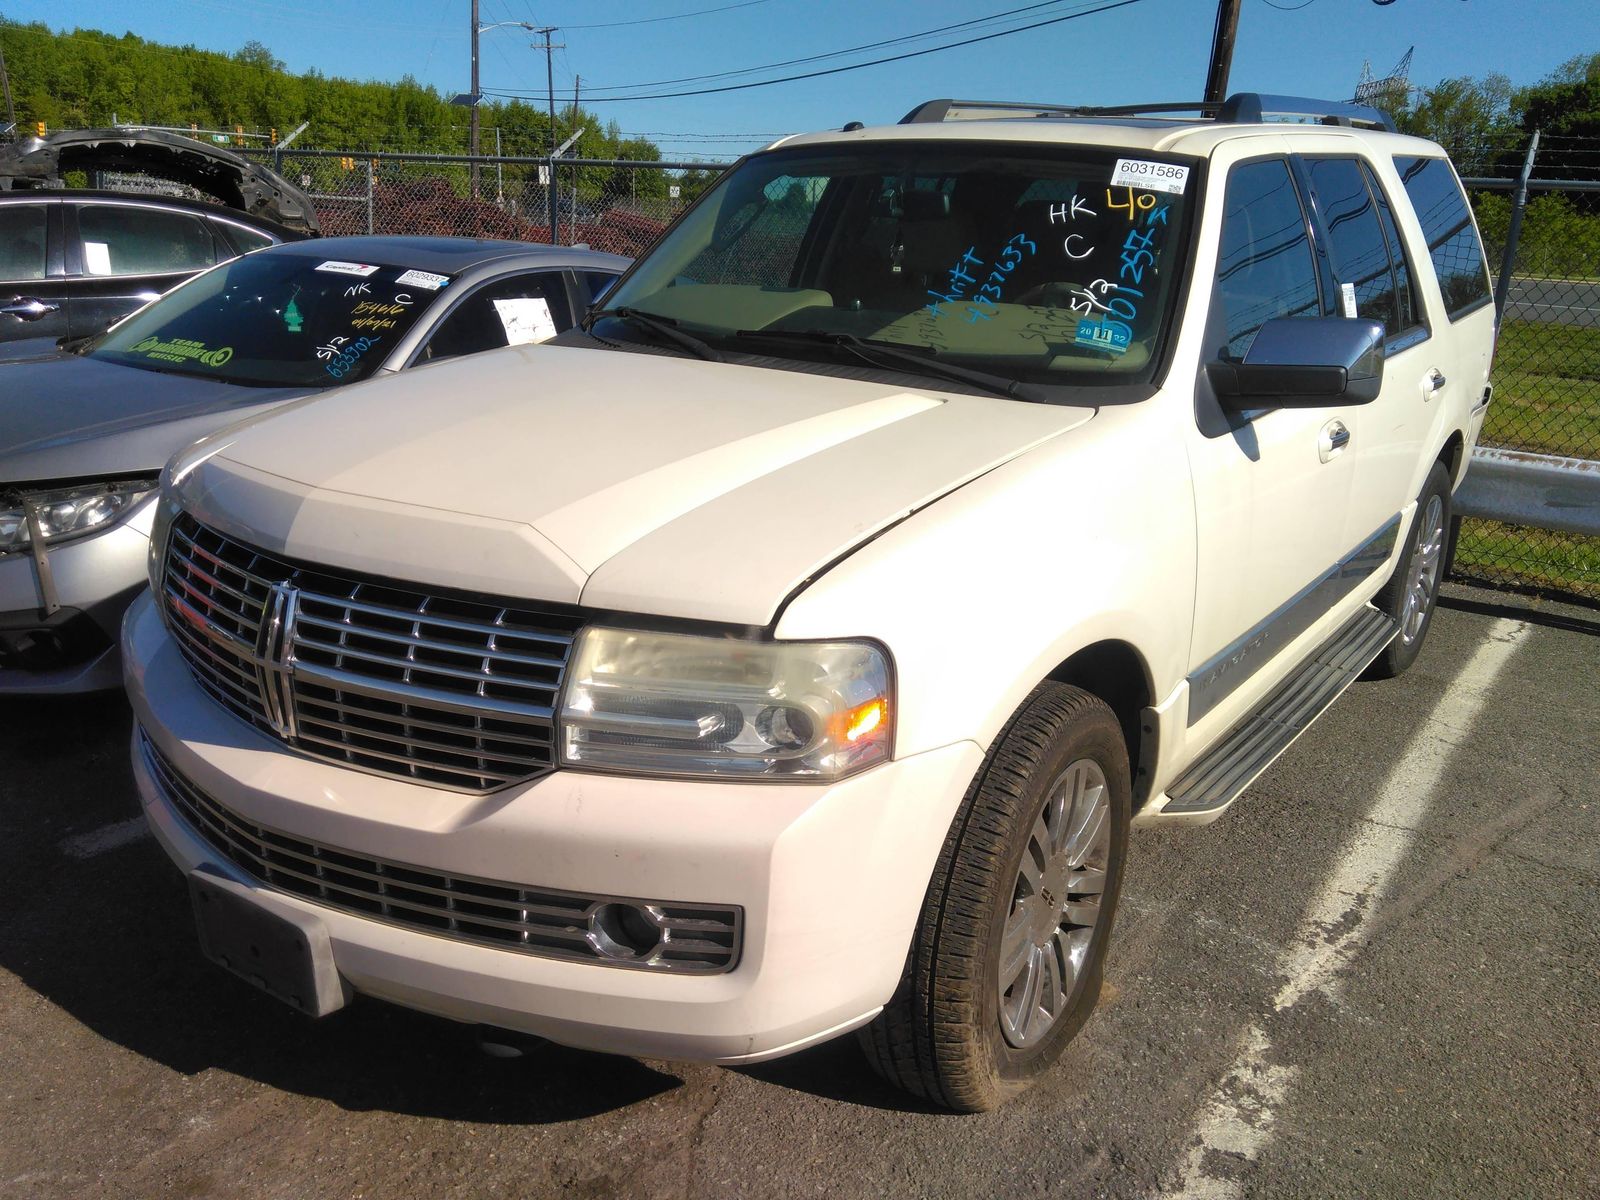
[1206,317,1386,412]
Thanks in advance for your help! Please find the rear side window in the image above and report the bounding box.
[217,223,275,255]
[0,205,48,281]
[1361,162,1424,337]
[1304,158,1407,337]
[423,271,575,362]
[1393,156,1492,319]
[1213,158,1322,358]
[77,205,217,277]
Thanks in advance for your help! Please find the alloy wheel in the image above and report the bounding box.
[1400,494,1445,645]
[997,758,1111,1049]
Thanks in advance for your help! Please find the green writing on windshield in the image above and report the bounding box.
[131,336,235,367]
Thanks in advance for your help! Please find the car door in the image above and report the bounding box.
[63,200,222,338]
[1297,154,1435,547]
[0,198,69,343]
[412,268,577,364]
[1182,148,1364,738]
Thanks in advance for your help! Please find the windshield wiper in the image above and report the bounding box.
[583,306,723,363]
[732,328,1047,403]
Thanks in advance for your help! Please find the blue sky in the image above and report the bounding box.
[3,0,1592,159]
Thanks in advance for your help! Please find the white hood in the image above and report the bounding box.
[178,344,1093,625]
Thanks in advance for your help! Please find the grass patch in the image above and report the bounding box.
[1495,317,1600,380]
[1482,371,1600,456]
[1452,518,1600,601]
[1482,317,1600,457]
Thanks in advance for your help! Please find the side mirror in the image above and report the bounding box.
[1206,317,1386,412]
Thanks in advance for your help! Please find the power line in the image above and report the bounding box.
[482,0,1149,104]
[562,0,773,31]
[575,0,1089,94]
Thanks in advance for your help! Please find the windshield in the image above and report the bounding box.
[90,253,449,387]
[598,142,1196,388]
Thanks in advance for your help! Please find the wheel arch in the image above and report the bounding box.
[1439,428,1467,488]
[1043,639,1155,809]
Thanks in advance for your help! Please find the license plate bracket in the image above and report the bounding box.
[189,870,349,1018]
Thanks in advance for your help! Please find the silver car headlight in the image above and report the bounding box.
[0,479,156,556]
[559,626,893,781]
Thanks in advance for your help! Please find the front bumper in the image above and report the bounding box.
[123,591,982,1064]
[0,499,153,694]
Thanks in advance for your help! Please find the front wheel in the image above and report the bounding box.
[859,683,1130,1112]
[1366,460,1452,680]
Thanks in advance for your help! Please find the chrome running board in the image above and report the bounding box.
[1163,605,1399,816]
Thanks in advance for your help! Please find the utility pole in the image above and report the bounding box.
[572,75,580,233]
[469,0,481,198]
[531,26,563,244]
[1203,0,1242,105]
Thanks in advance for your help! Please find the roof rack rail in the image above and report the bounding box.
[899,93,1397,134]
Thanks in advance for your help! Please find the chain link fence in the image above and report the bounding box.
[256,148,728,260]
[1457,134,1600,601]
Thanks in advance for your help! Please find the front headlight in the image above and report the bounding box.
[0,479,156,556]
[559,627,893,781]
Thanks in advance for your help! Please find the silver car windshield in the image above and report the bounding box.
[90,254,449,388]
[597,142,1196,386]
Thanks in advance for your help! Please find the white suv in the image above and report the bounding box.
[123,94,1497,1111]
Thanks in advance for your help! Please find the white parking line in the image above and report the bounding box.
[1168,617,1532,1199]
[59,817,151,860]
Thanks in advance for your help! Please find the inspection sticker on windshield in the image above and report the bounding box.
[1074,318,1131,354]
[1110,158,1190,195]
[395,268,449,290]
[315,260,380,277]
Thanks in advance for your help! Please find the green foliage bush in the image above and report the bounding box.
[0,18,669,201]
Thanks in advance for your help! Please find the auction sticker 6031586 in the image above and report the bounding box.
[1110,158,1190,195]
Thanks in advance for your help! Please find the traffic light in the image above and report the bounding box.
[35,121,45,137]
[339,156,355,171]
[234,125,244,146]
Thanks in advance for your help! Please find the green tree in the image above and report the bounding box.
[1396,73,1517,175]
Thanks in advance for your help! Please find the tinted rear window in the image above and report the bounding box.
[0,205,47,281]
[1393,156,1491,319]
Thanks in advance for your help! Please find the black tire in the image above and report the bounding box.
[859,682,1131,1112]
[1365,461,1452,681]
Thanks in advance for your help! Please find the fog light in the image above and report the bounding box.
[589,902,664,960]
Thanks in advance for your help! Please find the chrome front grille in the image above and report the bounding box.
[140,731,741,973]
[160,514,582,792]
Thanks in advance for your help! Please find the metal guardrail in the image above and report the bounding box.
[1457,447,1600,537]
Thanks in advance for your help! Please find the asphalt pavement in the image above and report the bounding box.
[1504,277,1600,327]
[2,582,1596,1200]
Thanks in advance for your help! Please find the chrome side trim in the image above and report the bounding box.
[1187,516,1400,725]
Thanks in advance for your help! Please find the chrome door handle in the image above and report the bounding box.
[0,298,61,320]
[1319,420,1350,463]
